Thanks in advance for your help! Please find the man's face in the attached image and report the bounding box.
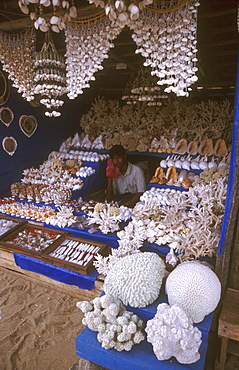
[112,154,127,169]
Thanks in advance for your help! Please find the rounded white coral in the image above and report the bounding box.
[165,261,221,323]
[145,303,202,364]
[103,252,165,308]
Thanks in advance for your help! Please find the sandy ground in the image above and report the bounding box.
[1,266,238,370]
[0,266,105,370]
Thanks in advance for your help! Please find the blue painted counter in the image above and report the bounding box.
[75,287,214,370]
[14,253,98,290]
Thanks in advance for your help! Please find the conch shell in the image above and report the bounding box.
[214,139,228,157]
[187,141,198,155]
[198,139,213,156]
[166,166,177,183]
[154,167,165,178]
[173,139,188,155]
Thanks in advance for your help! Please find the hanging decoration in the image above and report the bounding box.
[0,27,36,102]
[34,31,67,117]
[65,18,121,100]
[0,107,14,127]
[130,0,200,97]
[2,136,18,156]
[19,115,38,138]
[87,0,153,24]
[0,70,10,105]
[122,65,168,106]
[18,0,77,33]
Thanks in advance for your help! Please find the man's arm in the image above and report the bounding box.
[123,192,143,208]
[106,177,114,202]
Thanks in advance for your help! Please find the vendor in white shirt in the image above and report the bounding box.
[106,144,146,208]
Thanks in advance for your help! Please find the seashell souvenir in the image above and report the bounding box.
[2,136,17,156]
[199,157,208,170]
[0,107,14,127]
[154,167,165,179]
[198,139,213,156]
[181,178,192,189]
[187,141,198,155]
[19,115,38,138]
[214,139,228,157]
[166,166,177,183]
[178,170,187,183]
[181,159,191,171]
[158,177,167,185]
[173,138,188,155]
[150,176,158,184]
[167,157,175,167]
[190,160,200,170]
[174,156,183,168]
[160,159,167,168]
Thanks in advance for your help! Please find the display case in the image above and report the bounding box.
[0,223,67,258]
[0,214,27,240]
[42,234,109,274]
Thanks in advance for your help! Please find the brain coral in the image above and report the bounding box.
[145,303,202,364]
[165,261,221,323]
[103,252,165,308]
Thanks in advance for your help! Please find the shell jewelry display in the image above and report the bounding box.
[19,115,38,138]
[0,27,36,103]
[165,261,221,323]
[2,136,18,156]
[103,252,166,308]
[145,303,202,364]
[0,107,14,127]
[77,294,145,351]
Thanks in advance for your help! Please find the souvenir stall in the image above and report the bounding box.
[0,0,238,369]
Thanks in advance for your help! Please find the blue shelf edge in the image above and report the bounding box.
[75,327,209,370]
[14,253,98,290]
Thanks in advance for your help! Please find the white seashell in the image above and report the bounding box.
[39,24,49,32]
[129,4,139,14]
[51,25,60,33]
[50,15,59,24]
[208,161,217,169]
[20,3,29,14]
[181,160,191,171]
[218,162,228,168]
[190,161,200,170]
[69,6,77,18]
[178,170,187,182]
[199,161,208,170]
[160,159,167,168]
[118,12,128,21]
[30,11,37,20]
[167,158,175,167]
[175,159,182,168]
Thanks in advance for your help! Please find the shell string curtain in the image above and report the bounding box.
[0,27,36,103]
[65,18,122,100]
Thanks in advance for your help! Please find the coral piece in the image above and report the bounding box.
[76,294,145,351]
[103,252,165,308]
[87,203,132,234]
[145,303,202,364]
[165,261,221,323]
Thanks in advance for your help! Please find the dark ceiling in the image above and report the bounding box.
[0,0,238,103]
